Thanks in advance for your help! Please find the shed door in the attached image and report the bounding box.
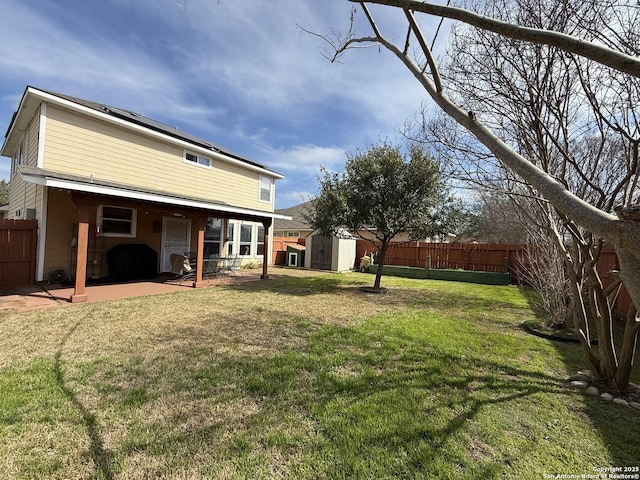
[311,234,332,270]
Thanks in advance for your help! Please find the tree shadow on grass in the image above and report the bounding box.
[54,320,114,480]
[53,284,639,477]
[518,288,640,466]
[105,317,576,478]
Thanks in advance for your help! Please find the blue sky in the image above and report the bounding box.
[0,0,448,208]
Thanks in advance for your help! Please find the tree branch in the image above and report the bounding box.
[369,29,622,250]
[351,0,640,78]
[403,8,443,92]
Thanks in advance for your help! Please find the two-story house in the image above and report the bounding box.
[1,86,288,302]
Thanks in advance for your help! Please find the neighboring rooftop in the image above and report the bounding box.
[274,201,314,231]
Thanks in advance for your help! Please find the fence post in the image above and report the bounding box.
[426,255,431,270]
[503,257,509,274]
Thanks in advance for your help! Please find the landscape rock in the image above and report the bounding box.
[600,392,613,401]
[613,398,629,407]
[569,380,589,389]
[569,374,591,382]
[585,386,600,396]
[629,402,640,410]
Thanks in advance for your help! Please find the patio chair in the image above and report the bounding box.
[170,253,194,282]
[222,255,243,279]
[202,254,223,280]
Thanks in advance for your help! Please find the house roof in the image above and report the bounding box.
[19,166,291,222]
[2,86,283,179]
[274,201,314,231]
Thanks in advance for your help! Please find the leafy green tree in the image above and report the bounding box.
[0,180,8,206]
[310,142,460,290]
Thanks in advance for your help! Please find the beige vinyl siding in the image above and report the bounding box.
[43,105,273,212]
[7,109,43,221]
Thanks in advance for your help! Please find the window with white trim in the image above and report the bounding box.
[227,221,266,257]
[97,205,137,237]
[227,221,236,256]
[204,218,222,256]
[259,175,272,203]
[239,224,253,256]
[256,225,265,256]
[11,140,24,178]
[184,151,212,168]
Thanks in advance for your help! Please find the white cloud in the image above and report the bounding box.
[276,190,314,207]
[273,144,347,173]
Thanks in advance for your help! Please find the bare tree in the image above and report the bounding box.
[312,0,640,390]
[404,0,640,388]
[461,189,573,330]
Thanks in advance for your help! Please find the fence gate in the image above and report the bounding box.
[0,219,38,287]
[310,234,332,270]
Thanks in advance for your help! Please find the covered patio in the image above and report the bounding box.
[20,167,290,303]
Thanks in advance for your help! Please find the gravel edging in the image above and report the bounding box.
[567,371,640,412]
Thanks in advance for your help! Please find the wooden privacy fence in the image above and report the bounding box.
[355,239,632,315]
[598,246,632,317]
[0,219,38,287]
[356,240,525,278]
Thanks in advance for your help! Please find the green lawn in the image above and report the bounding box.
[0,273,638,479]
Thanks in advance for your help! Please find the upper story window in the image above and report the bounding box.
[259,175,273,203]
[11,140,25,178]
[184,151,212,169]
[97,205,137,237]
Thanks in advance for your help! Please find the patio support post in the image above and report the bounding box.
[71,205,89,303]
[261,218,272,280]
[193,217,205,288]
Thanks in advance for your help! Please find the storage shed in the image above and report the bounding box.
[305,229,356,272]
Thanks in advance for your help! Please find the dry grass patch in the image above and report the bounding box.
[0,274,401,478]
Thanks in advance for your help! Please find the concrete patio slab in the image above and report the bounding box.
[0,267,331,312]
